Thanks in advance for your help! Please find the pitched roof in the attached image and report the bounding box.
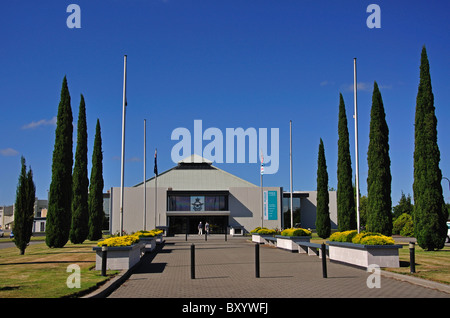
[134,154,257,190]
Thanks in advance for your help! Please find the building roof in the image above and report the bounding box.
[134,154,257,190]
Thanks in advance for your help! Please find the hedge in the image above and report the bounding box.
[329,230,394,245]
[281,228,312,237]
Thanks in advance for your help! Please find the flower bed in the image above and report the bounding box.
[93,229,164,270]
[275,228,312,252]
[327,231,402,268]
[93,240,142,270]
[251,227,278,244]
[135,230,163,251]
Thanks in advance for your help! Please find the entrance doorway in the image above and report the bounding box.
[168,215,228,234]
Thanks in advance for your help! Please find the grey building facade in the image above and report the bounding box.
[110,154,337,235]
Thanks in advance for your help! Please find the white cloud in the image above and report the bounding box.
[343,82,372,92]
[22,116,57,130]
[343,82,393,92]
[320,80,335,87]
[0,148,19,157]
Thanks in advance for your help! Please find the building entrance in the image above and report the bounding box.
[168,215,228,234]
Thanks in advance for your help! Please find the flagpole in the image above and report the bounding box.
[290,120,293,228]
[260,149,264,228]
[143,119,147,231]
[119,55,127,236]
[354,58,361,233]
[154,148,158,229]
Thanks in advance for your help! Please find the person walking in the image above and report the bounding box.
[198,221,203,235]
[205,222,210,235]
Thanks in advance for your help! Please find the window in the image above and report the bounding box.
[168,194,228,211]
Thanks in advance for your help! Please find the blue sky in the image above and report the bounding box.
[1,0,449,206]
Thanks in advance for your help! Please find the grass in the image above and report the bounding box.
[0,239,118,298]
[383,245,450,285]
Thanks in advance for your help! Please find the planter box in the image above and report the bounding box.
[139,236,156,252]
[327,241,403,268]
[251,234,274,244]
[93,243,143,270]
[155,234,164,245]
[275,235,311,252]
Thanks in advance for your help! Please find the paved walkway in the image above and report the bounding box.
[97,235,449,299]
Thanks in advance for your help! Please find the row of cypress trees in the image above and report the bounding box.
[45,76,104,248]
[315,46,448,250]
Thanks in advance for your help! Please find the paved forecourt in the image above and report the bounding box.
[106,235,449,298]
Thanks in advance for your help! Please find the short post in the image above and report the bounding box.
[225,230,227,242]
[191,244,195,279]
[321,243,327,278]
[205,231,208,241]
[101,245,108,277]
[255,243,260,278]
[409,242,416,274]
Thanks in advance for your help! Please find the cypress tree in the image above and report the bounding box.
[413,46,448,250]
[13,157,36,255]
[366,81,392,235]
[316,138,331,238]
[70,95,89,244]
[88,119,104,241]
[46,76,73,248]
[337,93,356,231]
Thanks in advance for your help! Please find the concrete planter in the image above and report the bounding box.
[327,241,403,268]
[93,243,143,270]
[155,234,164,244]
[139,236,156,252]
[251,234,274,244]
[275,235,311,252]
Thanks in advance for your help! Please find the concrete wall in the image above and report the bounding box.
[110,186,167,235]
[298,191,337,230]
[229,187,282,233]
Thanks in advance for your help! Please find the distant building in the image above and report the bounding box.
[0,205,14,230]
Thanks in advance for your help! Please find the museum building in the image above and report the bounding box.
[109,154,337,235]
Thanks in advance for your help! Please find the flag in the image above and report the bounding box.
[260,149,264,175]
[154,148,158,176]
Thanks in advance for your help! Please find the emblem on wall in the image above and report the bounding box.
[191,196,205,211]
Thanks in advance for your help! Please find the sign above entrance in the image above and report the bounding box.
[190,196,205,212]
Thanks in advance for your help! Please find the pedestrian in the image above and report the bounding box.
[198,221,203,235]
[205,222,210,234]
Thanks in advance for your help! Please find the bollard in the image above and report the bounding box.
[255,243,260,278]
[191,244,195,279]
[205,231,208,241]
[101,245,108,277]
[409,242,416,273]
[225,231,227,242]
[321,243,327,278]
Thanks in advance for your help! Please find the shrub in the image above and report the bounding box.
[400,219,414,237]
[135,229,164,237]
[281,228,312,237]
[250,227,262,234]
[393,213,414,236]
[352,231,394,245]
[257,228,277,235]
[97,234,140,247]
[329,230,357,242]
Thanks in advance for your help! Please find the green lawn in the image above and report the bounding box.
[0,240,118,298]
